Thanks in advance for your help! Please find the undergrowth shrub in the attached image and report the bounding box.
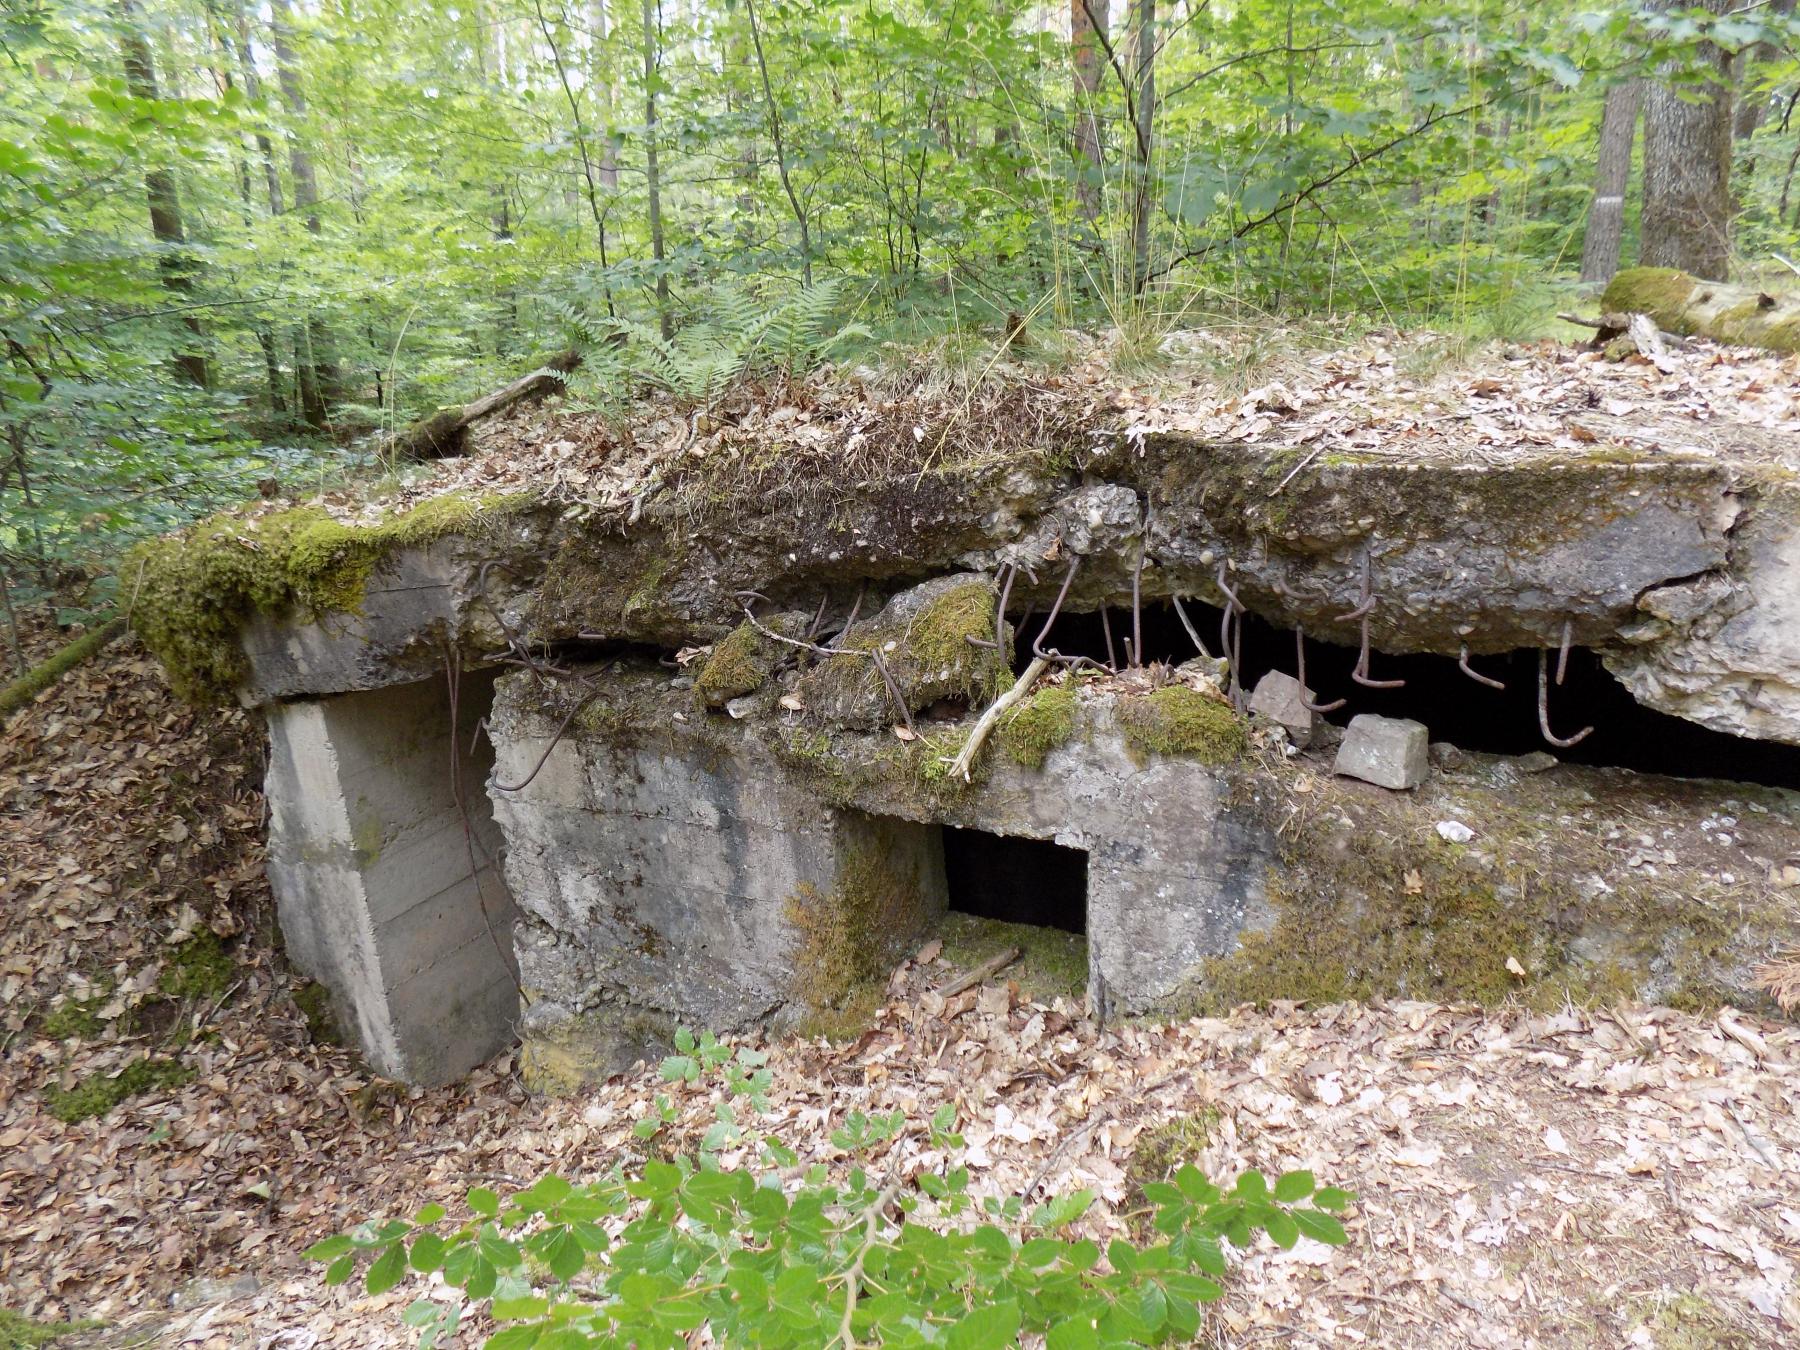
[313,1030,1351,1348]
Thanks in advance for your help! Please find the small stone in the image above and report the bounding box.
[1248,671,1318,748]
[1515,751,1559,773]
[1333,714,1429,790]
[725,694,759,720]
[1436,820,1475,843]
[1428,741,1466,771]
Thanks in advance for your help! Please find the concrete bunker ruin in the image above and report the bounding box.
[127,397,1800,1086]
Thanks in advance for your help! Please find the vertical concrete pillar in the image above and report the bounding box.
[264,670,518,1084]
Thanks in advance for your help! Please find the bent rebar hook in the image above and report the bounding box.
[1537,648,1593,748]
[1294,625,1347,713]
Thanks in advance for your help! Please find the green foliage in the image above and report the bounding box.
[556,280,869,408]
[315,1032,1353,1349]
[158,930,235,1002]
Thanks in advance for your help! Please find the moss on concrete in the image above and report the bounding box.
[126,491,530,703]
[44,1055,193,1123]
[1177,761,1768,1015]
[996,680,1079,770]
[158,930,235,1002]
[801,580,1009,727]
[695,615,803,710]
[1116,686,1246,764]
[519,1007,674,1095]
[785,825,937,1013]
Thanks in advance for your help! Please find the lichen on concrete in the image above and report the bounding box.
[1115,685,1246,764]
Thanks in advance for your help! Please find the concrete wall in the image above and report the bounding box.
[264,669,518,1084]
[486,683,945,1088]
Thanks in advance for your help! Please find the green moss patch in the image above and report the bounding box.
[292,981,344,1046]
[786,822,939,1016]
[996,680,1079,770]
[159,930,235,1002]
[934,912,1088,1004]
[694,614,804,710]
[0,617,125,721]
[800,578,1010,729]
[1116,686,1245,764]
[1177,760,1773,1015]
[44,1055,194,1124]
[126,491,530,702]
[39,992,110,1042]
[0,1308,95,1349]
[1600,267,1698,325]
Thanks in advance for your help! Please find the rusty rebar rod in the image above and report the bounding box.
[1100,607,1119,669]
[1295,625,1347,713]
[1130,512,1151,668]
[1537,648,1593,748]
[1033,555,1082,661]
[1556,618,1574,686]
[1458,644,1506,692]
[1351,614,1405,689]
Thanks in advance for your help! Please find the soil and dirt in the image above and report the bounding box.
[2,635,1797,1348]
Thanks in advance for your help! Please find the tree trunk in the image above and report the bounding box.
[642,0,671,338]
[590,0,620,189]
[744,0,810,283]
[1071,0,1107,222]
[269,0,337,425]
[1640,0,1734,281]
[1732,0,1794,142]
[114,0,208,388]
[1580,80,1641,285]
[1129,0,1155,294]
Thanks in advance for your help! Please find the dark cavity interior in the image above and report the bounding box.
[942,827,1088,935]
[1011,599,1800,790]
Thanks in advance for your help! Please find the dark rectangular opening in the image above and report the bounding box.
[941,827,1087,935]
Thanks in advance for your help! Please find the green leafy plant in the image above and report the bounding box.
[311,1032,1352,1349]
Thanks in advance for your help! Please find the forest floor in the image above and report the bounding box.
[2,619,1799,1349]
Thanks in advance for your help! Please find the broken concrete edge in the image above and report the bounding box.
[123,429,1800,747]
[124,490,546,704]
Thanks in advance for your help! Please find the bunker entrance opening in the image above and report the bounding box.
[941,826,1088,936]
[1008,599,1800,789]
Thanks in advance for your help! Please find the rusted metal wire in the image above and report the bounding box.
[1458,643,1506,691]
[1033,556,1081,661]
[1294,625,1347,713]
[1537,648,1593,748]
[1556,618,1574,686]
[1100,607,1119,669]
[1130,511,1152,669]
[735,589,917,731]
[1214,561,1246,707]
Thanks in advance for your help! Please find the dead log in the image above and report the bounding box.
[1601,268,1800,353]
[385,348,582,461]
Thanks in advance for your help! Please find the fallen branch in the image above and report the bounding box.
[0,615,125,720]
[384,348,582,461]
[943,656,1052,782]
[1602,268,1800,354]
[936,946,1021,1000]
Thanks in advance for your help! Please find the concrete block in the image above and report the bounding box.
[264,669,519,1084]
[1249,671,1319,747]
[1334,714,1430,790]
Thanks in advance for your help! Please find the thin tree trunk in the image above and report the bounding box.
[532,0,613,310]
[269,0,337,425]
[1580,79,1641,284]
[744,0,810,283]
[590,0,620,189]
[115,0,208,388]
[642,0,671,338]
[1072,0,1107,223]
[1130,0,1155,294]
[1640,0,1734,281]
